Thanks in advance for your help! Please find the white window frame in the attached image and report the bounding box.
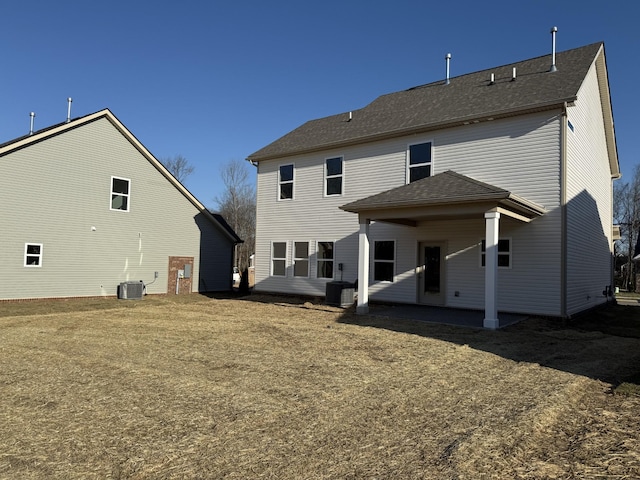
[324,156,343,196]
[373,240,396,283]
[110,176,131,212]
[271,241,288,277]
[278,164,294,200]
[480,237,512,269]
[316,240,335,280]
[406,141,433,184]
[293,241,310,278]
[24,243,43,267]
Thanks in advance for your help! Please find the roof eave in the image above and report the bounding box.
[340,193,513,214]
[248,100,574,163]
[593,45,620,178]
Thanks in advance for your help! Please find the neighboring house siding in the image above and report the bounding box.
[565,60,614,315]
[254,111,563,316]
[1,117,232,300]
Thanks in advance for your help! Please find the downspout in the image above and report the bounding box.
[560,102,568,318]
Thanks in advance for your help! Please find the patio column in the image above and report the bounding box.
[356,219,370,314]
[484,211,500,329]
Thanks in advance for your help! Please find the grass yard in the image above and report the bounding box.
[1,294,639,479]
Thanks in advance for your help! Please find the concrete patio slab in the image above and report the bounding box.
[369,304,527,329]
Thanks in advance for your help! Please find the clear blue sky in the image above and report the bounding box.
[2,1,638,208]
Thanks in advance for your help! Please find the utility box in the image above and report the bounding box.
[325,281,355,307]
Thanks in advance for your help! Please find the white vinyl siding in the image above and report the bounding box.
[254,111,563,315]
[565,58,614,315]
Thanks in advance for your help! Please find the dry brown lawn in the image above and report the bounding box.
[1,294,639,479]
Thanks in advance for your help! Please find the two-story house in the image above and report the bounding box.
[0,109,242,300]
[247,42,619,327]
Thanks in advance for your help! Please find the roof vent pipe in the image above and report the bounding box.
[489,73,495,85]
[29,112,35,135]
[66,97,73,123]
[550,26,558,72]
[511,67,517,81]
[445,53,452,84]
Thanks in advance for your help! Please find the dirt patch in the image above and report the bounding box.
[1,294,639,478]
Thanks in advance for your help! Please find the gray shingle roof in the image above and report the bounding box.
[249,42,603,161]
[339,170,546,217]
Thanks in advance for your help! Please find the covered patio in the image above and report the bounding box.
[340,171,547,329]
[369,303,527,329]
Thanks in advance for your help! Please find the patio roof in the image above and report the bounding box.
[340,170,547,226]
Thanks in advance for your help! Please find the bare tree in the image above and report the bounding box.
[160,155,194,184]
[214,159,256,274]
[614,164,640,291]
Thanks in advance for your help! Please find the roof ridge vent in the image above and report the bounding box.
[550,26,558,72]
[445,53,452,85]
[29,112,36,135]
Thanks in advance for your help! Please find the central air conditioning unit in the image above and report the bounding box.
[118,281,144,300]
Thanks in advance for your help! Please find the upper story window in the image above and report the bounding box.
[325,156,343,196]
[317,241,334,279]
[111,176,131,211]
[480,238,511,268]
[279,164,294,200]
[24,243,43,267]
[407,142,432,183]
[373,240,395,282]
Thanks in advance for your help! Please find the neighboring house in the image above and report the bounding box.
[247,41,620,327]
[0,109,242,300]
